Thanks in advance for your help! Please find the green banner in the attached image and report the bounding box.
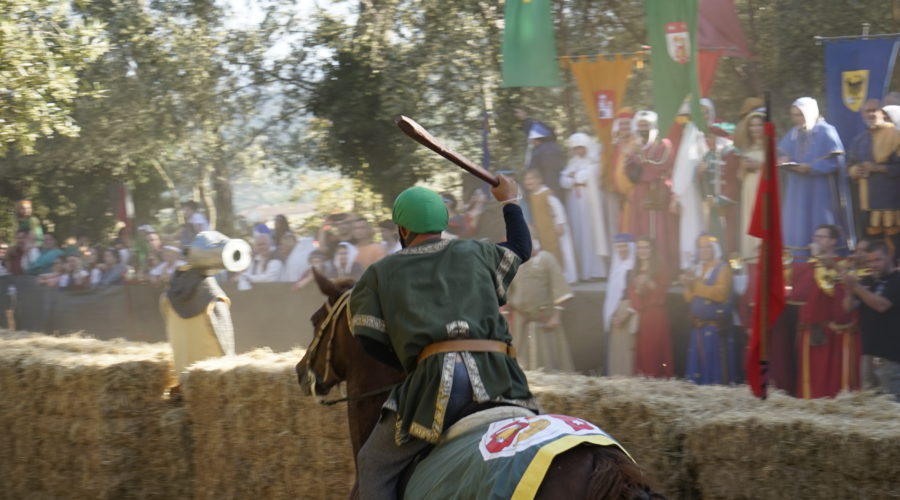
[501,0,562,87]
[645,0,705,136]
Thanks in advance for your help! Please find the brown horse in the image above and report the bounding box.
[297,271,665,500]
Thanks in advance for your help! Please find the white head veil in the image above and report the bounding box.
[282,236,314,282]
[792,97,819,132]
[694,234,723,278]
[633,110,659,145]
[700,98,716,123]
[603,237,636,331]
[567,132,601,162]
[882,105,900,129]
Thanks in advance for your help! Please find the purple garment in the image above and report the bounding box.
[777,120,847,253]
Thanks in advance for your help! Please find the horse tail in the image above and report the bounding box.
[586,446,668,500]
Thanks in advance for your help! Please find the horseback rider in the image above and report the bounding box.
[350,175,539,499]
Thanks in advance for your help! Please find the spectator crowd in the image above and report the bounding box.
[2,94,899,402]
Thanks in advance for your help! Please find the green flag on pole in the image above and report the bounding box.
[645,0,706,136]
[501,0,562,87]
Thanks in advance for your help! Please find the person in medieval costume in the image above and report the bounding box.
[527,122,567,199]
[610,108,638,233]
[628,236,674,378]
[778,97,849,257]
[350,179,539,500]
[160,231,243,400]
[697,99,738,253]
[507,240,576,372]
[603,234,638,376]
[670,102,708,271]
[625,110,677,267]
[848,99,900,258]
[683,234,736,385]
[523,168,578,283]
[793,224,861,399]
[734,111,766,259]
[559,132,608,280]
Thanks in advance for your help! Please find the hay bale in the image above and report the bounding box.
[526,372,763,497]
[184,348,355,500]
[685,393,900,500]
[0,331,186,499]
[5,329,900,500]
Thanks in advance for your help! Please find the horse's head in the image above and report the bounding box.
[296,267,356,397]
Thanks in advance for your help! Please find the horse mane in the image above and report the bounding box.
[586,446,667,500]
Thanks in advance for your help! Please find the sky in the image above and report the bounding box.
[220,0,357,221]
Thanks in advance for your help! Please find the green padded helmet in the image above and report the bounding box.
[391,186,449,234]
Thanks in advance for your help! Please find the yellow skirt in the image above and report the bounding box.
[160,295,227,381]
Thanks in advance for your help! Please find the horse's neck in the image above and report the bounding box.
[345,337,405,459]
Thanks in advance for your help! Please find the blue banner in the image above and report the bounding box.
[824,37,900,147]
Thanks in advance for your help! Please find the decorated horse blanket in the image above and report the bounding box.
[404,413,632,500]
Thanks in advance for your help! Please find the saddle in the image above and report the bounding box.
[399,405,534,494]
[401,411,632,499]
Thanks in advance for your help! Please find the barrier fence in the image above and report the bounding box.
[0,275,742,377]
[0,276,321,353]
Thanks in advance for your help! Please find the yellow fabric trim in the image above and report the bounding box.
[800,327,811,400]
[553,292,575,306]
[565,56,637,188]
[842,334,850,392]
[859,178,869,211]
[870,125,900,163]
[510,435,632,500]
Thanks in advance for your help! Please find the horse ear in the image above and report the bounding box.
[312,266,340,297]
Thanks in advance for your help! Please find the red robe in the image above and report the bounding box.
[627,268,674,378]
[625,139,678,267]
[760,261,813,397]
[794,258,861,398]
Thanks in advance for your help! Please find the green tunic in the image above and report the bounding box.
[350,238,539,445]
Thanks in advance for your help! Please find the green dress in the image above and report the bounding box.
[350,238,539,445]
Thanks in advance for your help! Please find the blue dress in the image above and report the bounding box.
[777,121,847,254]
[686,261,737,385]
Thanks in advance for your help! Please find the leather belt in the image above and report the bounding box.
[417,339,516,364]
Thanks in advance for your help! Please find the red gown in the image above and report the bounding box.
[794,258,861,398]
[627,268,674,378]
[625,140,678,266]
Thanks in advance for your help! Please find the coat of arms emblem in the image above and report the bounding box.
[842,70,869,112]
[666,21,690,64]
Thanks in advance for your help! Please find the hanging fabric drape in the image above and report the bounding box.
[561,55,637,189]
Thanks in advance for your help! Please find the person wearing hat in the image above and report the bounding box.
[610,108,638,232]
[847,98,900,258]
[527,122,567,199]
[625,110,677,266]
[350,175,538,500]
[161,231,241,401]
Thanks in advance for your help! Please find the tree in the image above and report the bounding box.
[0,0,279,240]
[0,0,108,156]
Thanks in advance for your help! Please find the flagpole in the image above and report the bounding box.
[812,32,900,44]
[758,92,774,399]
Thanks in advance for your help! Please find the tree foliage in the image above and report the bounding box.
[0,0,893,240]
[0,0,108,156]
[0,0,279,240]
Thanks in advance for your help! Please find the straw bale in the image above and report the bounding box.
[685,404,900,499]
[0,331,183,499]
[184,348,355,500]
[523,372,900,498]
[5,329,900,499]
